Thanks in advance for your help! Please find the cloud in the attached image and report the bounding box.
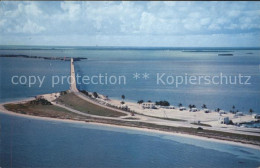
[10,20,45,34]
[60,2,81,20]
[0,1,260,46]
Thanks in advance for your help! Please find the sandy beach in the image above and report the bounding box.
[1,102,260,151]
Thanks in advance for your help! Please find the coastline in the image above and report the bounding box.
[1,105,260,151]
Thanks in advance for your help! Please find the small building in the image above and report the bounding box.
[219,117,229,124]
[120,104,128,110]
[142,102,156,109]
[219,110,226,114]
[190,108,198,112]
[164,106,175,109]
[252,114,260,119]
[235,112,243,116]
[179,107,186,111]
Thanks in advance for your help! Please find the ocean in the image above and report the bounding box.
[0,46,260,114]
[0,46,260,167]
[1,113,260,168]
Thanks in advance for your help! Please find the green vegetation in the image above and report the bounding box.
[201,104,207,109]
[57,93,126,117]
[80,90,89,96]
[189,104,196,109]
[4,102,87,120]
[137,100,144,104]
[93,92,98,98]
[121,94,125,100]
[155,100,170,106]
[30,98,52,105]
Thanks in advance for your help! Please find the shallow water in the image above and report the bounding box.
[1,113,260,168]
[1,46,260,114]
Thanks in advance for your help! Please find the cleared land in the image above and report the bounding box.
[56,93,127,117]
[3,100,260,146]
[4,103,88,120]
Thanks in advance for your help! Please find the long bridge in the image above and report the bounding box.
[70,58,79,92]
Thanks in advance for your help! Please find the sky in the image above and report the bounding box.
[0,1,260,47]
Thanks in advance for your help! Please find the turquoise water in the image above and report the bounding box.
[1,46,260,167]
[1,113,260,168]
[1,46,260,114]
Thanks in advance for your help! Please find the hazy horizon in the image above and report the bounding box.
[1,1,260,47]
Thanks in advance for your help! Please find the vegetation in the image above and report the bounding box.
[60,91,67,95]
[215,108,221,112]
[121,101,125,104]
[4,102,87,120]
[57,93,126,117]
[80,90,89,96]
[230,105,236,114]
[121,95,125,100]
[155,100,170,106]
[4,97,260,146]
[147,100,152,102]
[30,98,52,105]
[137,100,144,104]
[249,108,254,114]
[201,104,207,109]
[228,120,234,125]
[178,103,182,107]
[189,104,196,109]
[93,92,98,98]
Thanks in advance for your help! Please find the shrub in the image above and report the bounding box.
[155,100,170,106]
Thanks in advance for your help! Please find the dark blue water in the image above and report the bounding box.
[1,46,260,167]
[1,46,260,114]
[0,57,70,102]
[1,113,260,168]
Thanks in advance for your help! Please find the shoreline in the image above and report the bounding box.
[1,106,260,150]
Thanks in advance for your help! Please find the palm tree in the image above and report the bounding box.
[202,104,207,109]
[178,103,182,107]
[121,95,125,100]
[230,105,236,114]
[249,108,254,114]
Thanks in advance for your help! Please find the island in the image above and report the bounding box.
[1,58,259,148]
[0,54,87,61]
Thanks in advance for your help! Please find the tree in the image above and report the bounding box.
[121,95,125,100]
[93,92,98,98]
[230,105,236,114]
[249,108,254,114]
[178,103,182,107]
[121,101,125,104]
[215,108,220,112]
[155,101,170,106]
[202,104,207,109]
[188,104,192,109]
[137,100,144,104]
[148,100,152,102]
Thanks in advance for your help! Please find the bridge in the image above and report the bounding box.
[70,58,79,92]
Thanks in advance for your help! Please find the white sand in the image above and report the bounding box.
[0,107,259,150]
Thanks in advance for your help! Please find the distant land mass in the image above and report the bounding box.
[218,53,234,56]
[0,54,87,61]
